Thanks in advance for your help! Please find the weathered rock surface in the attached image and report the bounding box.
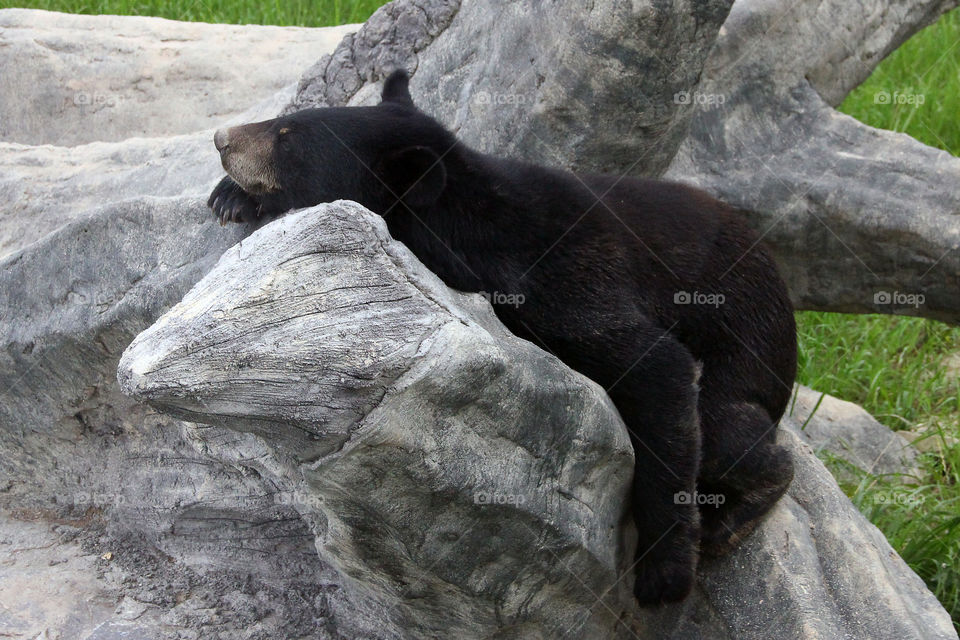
[0,9,357,146]
[663,0,960,322]
[790,384,920,478]
[118,201,638,639]
[0,9,354,261]
[0,197,375,640]
[2,193,953,638]
[287,0,733,177]
[0,134,219,260]
[116,201,955,640]
[1,2,958,639]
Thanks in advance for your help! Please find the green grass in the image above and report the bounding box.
[800,10,960,628]
[0,0,386,26]
[797,312,959,432]
[796,311,960,630]
[3,0,959,629]
[837,8,960,155]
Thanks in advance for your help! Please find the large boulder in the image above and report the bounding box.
[789,384,920,478]
[286,0,733,177]
[117,201,637,639]
[664,0,960,323]
[0,9,358,146]
[0,9,354,261]
[2,196,954,638]
[112,201,955,640]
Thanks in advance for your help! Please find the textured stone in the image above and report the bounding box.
[118,201,637,639]
[0,9,357,146]
[116,201,955,640]
[287,0,733,177]
[285,0,960,322]
[664,0,960,322]
[1,2,958,638]
[790,384,920,478]
[0,9,353,261]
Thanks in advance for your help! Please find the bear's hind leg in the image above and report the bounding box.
[696,400,794,557]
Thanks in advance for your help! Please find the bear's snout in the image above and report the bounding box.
[212,120,281,195]
[214,128,230,152]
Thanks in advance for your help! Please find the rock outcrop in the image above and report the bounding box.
[664,0,960,323]
[790,384,920,479]
[116,201,955,640]
[0,9,358,145]
[0,9,355,261]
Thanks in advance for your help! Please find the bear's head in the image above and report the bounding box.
[213,71,455,215]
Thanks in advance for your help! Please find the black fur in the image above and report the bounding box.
[208,70,797,605]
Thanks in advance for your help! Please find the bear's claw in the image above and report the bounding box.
[208,176,260,225]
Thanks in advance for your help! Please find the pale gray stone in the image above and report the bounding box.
[115,201,955,640]
[286,0,733,177]
[1,1,958,638]
[287,0,960,322]
[0,9,357,146]
[789,384,920,478]
[664,0,960,323]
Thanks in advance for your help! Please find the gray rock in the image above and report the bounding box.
[116,200,956,640]
[0,2,957,638]
[643,423,954,640]
[0,198,338,640]
[0,9,354,261]
[118,201,637,639]
[287,0,733,177]
[0,135,219,260]
[788,384,920,478]
[0,9,357,146]
[0,514,115,639]
[663,0,960,323]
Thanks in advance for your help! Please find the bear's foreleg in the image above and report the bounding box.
[568,324,703,605]
[208,176,262,225]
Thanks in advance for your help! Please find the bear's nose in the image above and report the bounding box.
[214,128,230,152]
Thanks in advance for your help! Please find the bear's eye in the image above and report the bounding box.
[278,128,291,135]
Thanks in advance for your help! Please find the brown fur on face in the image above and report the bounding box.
[214,120,282,195]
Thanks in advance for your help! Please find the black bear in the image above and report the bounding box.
[208,70,797,605]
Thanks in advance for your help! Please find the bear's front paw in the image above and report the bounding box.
[632,554,696,605]
[208,176,260,225]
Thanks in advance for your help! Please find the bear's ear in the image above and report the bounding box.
[377,146,447,209]
[381,70,415,108]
